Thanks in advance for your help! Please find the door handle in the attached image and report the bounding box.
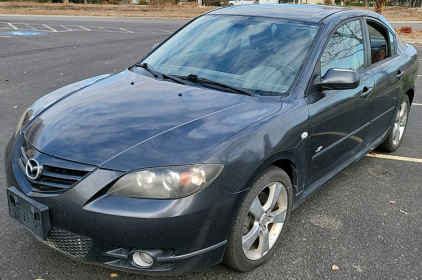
[360,87,373,100]
[397,70,404,80]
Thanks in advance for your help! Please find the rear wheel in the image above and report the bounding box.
[223,166,292,271]
[378,94,410,152]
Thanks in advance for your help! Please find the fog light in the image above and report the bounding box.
[132,251,154,267]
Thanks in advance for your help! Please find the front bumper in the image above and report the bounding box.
[4,134,240,275]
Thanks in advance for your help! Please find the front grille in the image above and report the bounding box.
[44,227,92,258]
[17,140,91,193]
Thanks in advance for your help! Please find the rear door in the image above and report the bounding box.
[304,18,375,195]
[364,19,406,140]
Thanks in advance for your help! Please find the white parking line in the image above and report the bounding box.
[119,28,135,33]
[1,22,166,35]
[413,103,422,106]
[60,25,72,31]
[0,35,11,38]
[138,28,156,34]
[79,26,91,31]
[43,24,57,32]
[366,153,422,163]
[24,23,36,31]
[8,23,17,30]
[99,27,112,32]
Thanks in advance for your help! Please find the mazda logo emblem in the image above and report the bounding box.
[25,158,43,181]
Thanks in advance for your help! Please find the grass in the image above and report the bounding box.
[0,2,215,19]
[1,2,422,21]
[1,2,422,40]
[352,6,422,21]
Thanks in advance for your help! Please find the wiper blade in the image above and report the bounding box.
[136,63,185,85]
[185,74,251,96]
[137,62,158,78]
[161,72,185,85]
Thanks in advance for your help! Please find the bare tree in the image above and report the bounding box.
[373,0,391,14]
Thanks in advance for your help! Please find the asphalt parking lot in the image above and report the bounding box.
[0,16,421,280]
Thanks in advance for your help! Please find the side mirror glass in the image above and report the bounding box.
[319,68,360,90]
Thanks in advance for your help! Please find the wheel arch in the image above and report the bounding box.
[242,154,300,198]
[271,159,298,195]
[406,87,415,105]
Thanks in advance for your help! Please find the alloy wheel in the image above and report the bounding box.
[242,182,288,260]
[392,100,408,146]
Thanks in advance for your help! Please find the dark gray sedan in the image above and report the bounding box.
[4,4,418,275]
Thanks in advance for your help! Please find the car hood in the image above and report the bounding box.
[23,70,281,171]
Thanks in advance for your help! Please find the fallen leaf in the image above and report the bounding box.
[332,264,339,271]
[110,273,118,278]
[13,105,18,109]
[400,210,410,215]
[389,201,396,204]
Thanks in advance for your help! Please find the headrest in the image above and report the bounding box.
[249,26,273,51]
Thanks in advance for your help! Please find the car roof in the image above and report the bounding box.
[209,4,365,23]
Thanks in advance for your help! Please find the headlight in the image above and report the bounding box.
[108,164,223,199]
[15,109,33,136]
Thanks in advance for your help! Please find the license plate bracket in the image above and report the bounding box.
[7,186,51,240]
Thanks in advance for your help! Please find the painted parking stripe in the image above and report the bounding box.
[43,25,57,32]
[60,25,72,31]
[79,26,91,31]
[0,23,12,30]
[24,23,37,31]
[100,27,113,32]
[413,103,422,106]
[366,153,422,163]
[137,28,157,34]
[119,28,135,33]
[8,23,17,29]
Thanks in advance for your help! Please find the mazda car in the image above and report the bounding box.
[4,4,418,275]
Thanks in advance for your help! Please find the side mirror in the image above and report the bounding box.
[151,43,160,51]
[319,68,360,90]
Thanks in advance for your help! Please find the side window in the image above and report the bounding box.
[367,21,391,64]
[321,20,364,76]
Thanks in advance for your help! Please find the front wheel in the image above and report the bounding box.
[378,94,410,152]
[223,166,293,271]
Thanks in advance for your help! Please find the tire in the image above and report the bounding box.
[223,165,293,272]
[378,94,410,152]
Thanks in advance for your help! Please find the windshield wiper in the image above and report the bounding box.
[137,62,158,78]
[136,63,185,85]
[184,74,251,96]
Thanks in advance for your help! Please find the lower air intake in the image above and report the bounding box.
[44,227,92,258]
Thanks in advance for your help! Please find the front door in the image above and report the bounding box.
[305,19,375,194]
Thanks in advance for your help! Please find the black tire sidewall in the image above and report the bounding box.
[381,94,410,152]
[225,166,293,271]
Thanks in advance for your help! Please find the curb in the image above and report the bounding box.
[402,39,422,44]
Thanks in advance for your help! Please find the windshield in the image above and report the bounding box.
[142,15,320,96]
